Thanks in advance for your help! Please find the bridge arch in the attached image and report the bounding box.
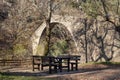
[31,21,77,55]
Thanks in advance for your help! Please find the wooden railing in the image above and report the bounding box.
[0,59,32,67]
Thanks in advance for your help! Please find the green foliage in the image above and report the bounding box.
[0,74,56,80]
[105,0,120,15]
[81,0,102,18]
[49,40,68,56]
[70,1,80,8]
[0,74,14,80]
[13,44,27,58]
[80,61,120,66]
[70,0,120,19]
[95,61,120,65]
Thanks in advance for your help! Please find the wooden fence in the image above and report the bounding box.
[0,59,32,67]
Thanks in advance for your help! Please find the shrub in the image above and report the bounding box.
[13,44,27,58]
[49,40,68,56]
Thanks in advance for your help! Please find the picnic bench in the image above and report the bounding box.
[32,56,41,71]
[57,55,81,72]
[32,56,59,73]
[41,56,60,73]
[70,55,81,71]
[32,55,81,73]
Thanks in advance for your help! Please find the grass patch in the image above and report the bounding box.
[80,62,120,66]
[95,62,120,65]
[0,74,56,80]
[80,62,96,66]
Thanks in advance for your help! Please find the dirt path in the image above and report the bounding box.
[53,68,120,80]
[47,64,120,80]
[1,64,120,80]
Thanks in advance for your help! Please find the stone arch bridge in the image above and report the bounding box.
[31,14,80,55]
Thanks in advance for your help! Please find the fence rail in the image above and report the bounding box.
[0,59,32,67]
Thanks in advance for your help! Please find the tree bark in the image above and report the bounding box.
[46,0,53,55]
[84,19,88,63]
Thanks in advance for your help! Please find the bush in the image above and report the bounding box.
[13,44,27,58]
[49,40,68,56]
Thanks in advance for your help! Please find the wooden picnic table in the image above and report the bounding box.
[32,55,81,73]
[32,56,59,73]
[56,55,81,72]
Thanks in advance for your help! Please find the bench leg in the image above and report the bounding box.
[38,64,40,71]
[71,63,78,71]
[76,64,78,70]
[33,64,40,71]
[41,65,43,70]
[49,65,58,74]
[71,64,74,71]
[33,65,34,71]
[49,65,52,74]
[54,65,57,73]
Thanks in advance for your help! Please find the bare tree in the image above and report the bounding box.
[90,20,116,62]
[0,0,43,58]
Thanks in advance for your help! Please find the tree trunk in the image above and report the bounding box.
[84,19,88,63]
[46,0,53,55]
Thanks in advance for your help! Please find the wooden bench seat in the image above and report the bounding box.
[32,56,41,71]
[32,56,59,73]
[41,56,59,73]
[70,56,81,71]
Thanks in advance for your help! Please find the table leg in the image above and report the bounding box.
[76,60,78,70]
[49,57,52,74]
[59,59,62,72]
[68,58,70,72]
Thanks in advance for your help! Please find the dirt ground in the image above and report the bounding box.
[1,64,120,80]
[54,67,120,80]
[45,64,120,80]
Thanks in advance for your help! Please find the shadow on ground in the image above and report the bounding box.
[0,65,118,76]
[0,64,120,80]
